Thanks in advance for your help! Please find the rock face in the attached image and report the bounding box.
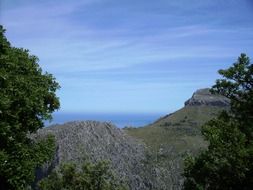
[184,88,230,107]
[37,121,153,190]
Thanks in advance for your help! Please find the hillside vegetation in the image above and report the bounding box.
[125,89,229,189]
[126,89,229,152]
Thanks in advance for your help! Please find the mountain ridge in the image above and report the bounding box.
[184,88,229,107]
[37,88,230,190]
[125,88,230,189]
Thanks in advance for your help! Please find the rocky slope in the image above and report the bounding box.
[184,88,229,107]
[37,121,156,190]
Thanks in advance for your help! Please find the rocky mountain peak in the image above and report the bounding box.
[36,121,153,190]
[184,88,230,107]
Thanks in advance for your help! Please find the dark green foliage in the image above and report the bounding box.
[183,54,253,190]
[39,161,128,190]
[0,26,60,189]
[212,53,253,139]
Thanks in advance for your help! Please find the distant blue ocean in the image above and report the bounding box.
[45,112,163,128]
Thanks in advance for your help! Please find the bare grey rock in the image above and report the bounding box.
[184,88,229,107]
[37,121,154,190]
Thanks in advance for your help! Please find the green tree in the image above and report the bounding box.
[183,53,253,190]
[0,26,60,189]
[39,161,128,190]
[212,54,253,139]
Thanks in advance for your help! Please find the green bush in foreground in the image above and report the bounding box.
[39,160,128,190]
[0,25,60,189]
[183,54,253,190]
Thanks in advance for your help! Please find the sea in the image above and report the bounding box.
[45,112,164,128]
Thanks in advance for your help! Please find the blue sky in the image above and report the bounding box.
[1,0,253,114]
